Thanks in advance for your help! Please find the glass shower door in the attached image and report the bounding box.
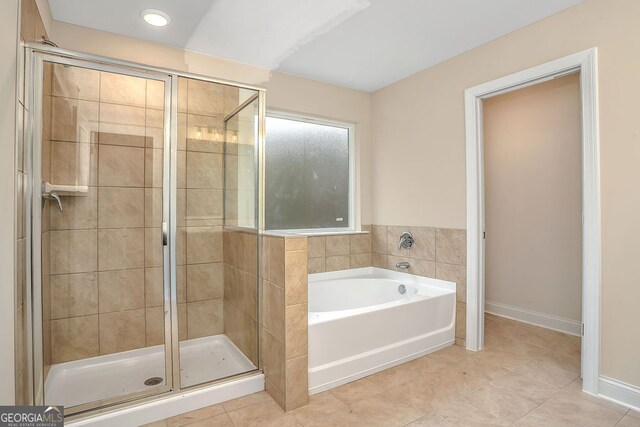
[35,55,173,413]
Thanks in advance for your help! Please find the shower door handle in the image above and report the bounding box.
[162,222,168,246]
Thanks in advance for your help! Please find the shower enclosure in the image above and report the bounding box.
[24,45,265,415]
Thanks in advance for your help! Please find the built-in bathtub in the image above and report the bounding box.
[308,267,456,394]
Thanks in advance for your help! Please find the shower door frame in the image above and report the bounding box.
[28,49,175,415]
[25,43,267,417]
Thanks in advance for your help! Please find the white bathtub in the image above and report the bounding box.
[308,267,456,394]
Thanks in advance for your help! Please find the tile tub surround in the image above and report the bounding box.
[261,235,309,411]
[372,225,467,344]
[306,227,373,274]
[148,315,635,426]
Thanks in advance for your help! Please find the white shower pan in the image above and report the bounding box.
[45,334,256,409]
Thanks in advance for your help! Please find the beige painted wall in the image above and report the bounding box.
[372,0,640,386]
[0,0,19,405]
[48,21,373,226]
[483,74,582,322]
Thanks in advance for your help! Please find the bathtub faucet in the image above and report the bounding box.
[398,231,414,250]
[395,261,410,269]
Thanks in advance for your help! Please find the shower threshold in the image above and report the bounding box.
[44,334,256,409]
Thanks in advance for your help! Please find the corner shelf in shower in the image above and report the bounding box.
[42,182,88,196]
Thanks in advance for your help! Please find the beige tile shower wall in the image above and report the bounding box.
[223,229,258,365]
[46,66,168,363]
[261,235,308,411]
[176,77,239,343]
[307,227,372,274]
[371,225,467,344]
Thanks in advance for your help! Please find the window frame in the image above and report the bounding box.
[265,109,357,234]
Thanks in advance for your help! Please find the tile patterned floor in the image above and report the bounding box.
[146,314,640,426]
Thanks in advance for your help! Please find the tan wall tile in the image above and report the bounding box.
[326,255,350,272]
[350,234,371,254]
[286,356,309,411]
[146,80,165,111]
[224,303,258,365]
[99,72,146,107]
[52,64,100,101]
[186,227,223,264]
[307,236,325,258]
[144,148,164,188]
[262,329,285,393]
[99,309,146,354]
[187,299,223,339]
[98,187,144,228]
[387,225,410,256]
[51,141,97,187]
[285,237,307,252]
[410,226,436,261]
[50,229,97,274]
[436,262,467,303]
[267,237,285,287]
[97,228,144,271]
[436,228,467,265]
[187,79,224,117]
[51,315,99,363]
[186,151,223,189]
[145,188,162,228]
[50,273,98,319]
[285,304,307,360]
[372,252,387,268]
[374,224,388,252]
[186,189,223,225]
[145,108,164,149]
[308,257,326,274]
[98,102,146,146]
[187,114,224,153]
[50,187,97,230]
[263,280,285,341]
[242,233,258,276]
[178,303,187,341]
[144,227,164,268]
[146,306,165,347]
[325,235,350,256]
[187,263,224,301]
[98,268,145,313]
[266,378,286,410]
[51,98,98,143]
[350,253,372,269]
[178,77,188,113]
[285,250,307,305]
[145,266,164,308]
[98,145,144,187]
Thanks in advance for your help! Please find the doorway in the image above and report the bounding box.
[464,49,600,395]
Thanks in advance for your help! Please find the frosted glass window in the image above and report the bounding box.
[266,115,351,230]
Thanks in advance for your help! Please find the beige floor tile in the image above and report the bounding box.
[426,344,474,364]
[185,413,234,427]
[512,357,579,388]
[533,390,627,427]
[221,391,272,412]
[629,410,640,420]
[367,362,426,390]
[461,384,539,423]
[409,401,509,426]
[561,378,630,413]
[490,370,559,404]
[226,400,300,427]
[160,404,225,427]
[617,414,640,427]
[328,377,384,406]
[290,391,347,424]
[305,396,423,427]
[513,405,581,426]
[377,380,456,415]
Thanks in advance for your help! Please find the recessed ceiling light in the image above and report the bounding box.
[141,9,170,27]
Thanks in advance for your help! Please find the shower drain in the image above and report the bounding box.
[144,377,164,386]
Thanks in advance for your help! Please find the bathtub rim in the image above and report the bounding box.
[308,267,456,324]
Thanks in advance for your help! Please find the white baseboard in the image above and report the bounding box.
[485,301,581,336]
[598,376,640,412]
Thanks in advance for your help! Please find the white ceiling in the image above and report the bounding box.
[48,0,583,92]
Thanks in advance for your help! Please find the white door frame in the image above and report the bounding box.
[464,48,600,395]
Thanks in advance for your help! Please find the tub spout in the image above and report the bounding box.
[395,261,410,269]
